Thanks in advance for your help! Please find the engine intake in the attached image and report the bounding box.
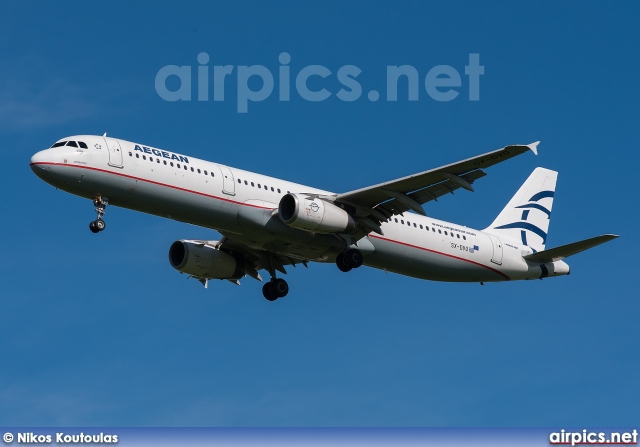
[168,240,243,280]
[278,193,355,233]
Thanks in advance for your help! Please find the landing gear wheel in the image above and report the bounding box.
[262,252,290,301]
[344,248,363,268]
[336,249,363,271]
[271,278,289,298]
[262,278,289,301]
[89,219,106,233]
[336,253,352,272]
[262,283,278,301]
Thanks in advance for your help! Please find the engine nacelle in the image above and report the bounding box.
[278,193,356,233]
[168,240,243,280]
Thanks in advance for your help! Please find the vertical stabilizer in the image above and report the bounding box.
[484,168,557,251]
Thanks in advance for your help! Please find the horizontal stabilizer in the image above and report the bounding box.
[523,234,619,263]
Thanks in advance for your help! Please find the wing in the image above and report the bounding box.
[334,142,539,235]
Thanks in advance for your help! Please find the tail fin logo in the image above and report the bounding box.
[493,190,554,248]
[484,167,557,251]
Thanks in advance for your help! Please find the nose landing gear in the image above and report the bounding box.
[89,197,108,233]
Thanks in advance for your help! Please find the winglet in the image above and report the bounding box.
[528,141,540,156]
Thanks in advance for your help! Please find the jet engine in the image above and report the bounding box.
[278,193,356,233]
[168,240,243,280]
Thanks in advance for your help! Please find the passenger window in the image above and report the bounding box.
[129,152,132,157]
[78,141,88,149]
[184,165,187,170]
[271,187,274,192]
[156,158,160,163]
[197,169,201,174]
[170,162,174,167]
[51,141,67,148]
[136,154,140,158]
[191,167,194,172]
[177,164,180,168]
[394,218,398,223]
[143,155,146,160]
[445,231,448,236]
[463,236,467,240]
[67,141,78,148]
[211,172,214,177]
[163,160,167,165]
[401,220,404,224]
[244,180,248,185]
[419,225,423,229]
[457,234,460,238]
[251,182,254,187]
[438,230,442,234]
[413,223,417,228]
[264,185,268,190]
[277,188,281,193]
[204,170,208,175]
[257,184,261,188]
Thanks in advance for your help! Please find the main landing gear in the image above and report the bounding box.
[89,197,108,234]
[262,252,289,301]
[336,248,363,272]
[262,278,289,301]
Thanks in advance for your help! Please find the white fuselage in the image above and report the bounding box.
[30,135,569,283]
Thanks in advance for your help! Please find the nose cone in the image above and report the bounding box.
[30,149,56,178]
[31,149,51,165]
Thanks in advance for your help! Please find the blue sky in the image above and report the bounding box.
[1,1,638,426]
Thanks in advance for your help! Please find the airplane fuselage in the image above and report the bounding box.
[30,135,570,285]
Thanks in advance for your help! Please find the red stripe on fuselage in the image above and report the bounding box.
[32,161,510,280]
[30,162,272,210]
[369,234,511,280]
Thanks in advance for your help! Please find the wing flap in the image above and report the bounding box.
[523,234,619,263]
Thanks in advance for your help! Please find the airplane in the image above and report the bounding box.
[30,135,618,301]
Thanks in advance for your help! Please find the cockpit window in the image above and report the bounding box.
[51,141,67,148]
[66,141,78,148]
[78,141,88,149]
